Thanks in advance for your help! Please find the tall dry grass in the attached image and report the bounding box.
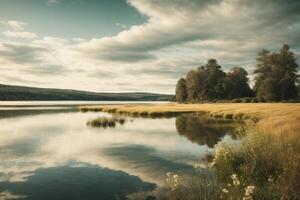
[131,126,300,200]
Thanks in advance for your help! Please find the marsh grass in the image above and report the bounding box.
[86,116,126,128]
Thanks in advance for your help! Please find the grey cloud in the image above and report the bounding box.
[21,64,70,76]
[131,67,190,79]
[0,42,69,76]
[0,42,47,64]
[88,50,156,63]
[1,74,43,85]
[87,69,117,79]
[79,0,300,64]
[111,81,175,93]
[129,59,201,79]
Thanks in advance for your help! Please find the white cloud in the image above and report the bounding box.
[1,20,27,31]
[3,31,37,39]
[46,0,60,6]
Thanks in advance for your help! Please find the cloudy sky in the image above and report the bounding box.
[0,0,299,94]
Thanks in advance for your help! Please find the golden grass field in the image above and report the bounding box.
[80,103,300,136]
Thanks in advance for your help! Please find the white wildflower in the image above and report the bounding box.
[194,163,202,172]
[231,174,240,186]
[166,172,182,191]
[245,185,255,196]
[166,172,171,177]
[210,159,216,168]
[194,163,201,169]
[268,176,274,183]
[243,185,255,200]
[222,188,229,193]
[231,174,237,179]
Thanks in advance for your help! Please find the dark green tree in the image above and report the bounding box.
[185,70,200,102]
[185,59,227,101]
[178,59,253,102]
[175,78,188,103]
[273,45,298,100]
[256,78,278,101]
[253,49,272,97]
[253,45,299,101]
[202,59,226,100]
[185,66,208,101]
[225,67,253,99]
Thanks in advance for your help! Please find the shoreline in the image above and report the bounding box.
[79,103,300,135]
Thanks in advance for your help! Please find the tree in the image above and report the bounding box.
[185,66,208,102]
[176,59,253,103]
[273,44,298,100]
[256,78,278,101]
[253,49,272,96]
[253,45,299,101]
[202,59,227,100]
[175,78,187,103]
[225,67,253,99]
[185,70,200,102]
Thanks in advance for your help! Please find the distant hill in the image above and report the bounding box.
[0,84,173,101]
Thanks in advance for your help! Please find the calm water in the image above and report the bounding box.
[0,101,169,107]
[0,102,241,200]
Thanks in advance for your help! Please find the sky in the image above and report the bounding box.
[0,0,299,94]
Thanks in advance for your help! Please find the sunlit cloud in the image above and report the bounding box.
[2,30,37,39]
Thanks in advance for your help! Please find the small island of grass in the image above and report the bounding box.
[87,116,126,128]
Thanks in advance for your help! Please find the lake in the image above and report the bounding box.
[0,102,242,200]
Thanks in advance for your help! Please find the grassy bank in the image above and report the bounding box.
[129,127,300,200]
[80,103,300,135]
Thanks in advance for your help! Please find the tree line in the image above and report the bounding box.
[176,44,299,103]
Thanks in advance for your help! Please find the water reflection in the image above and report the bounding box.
[0,163,155,200]
[0,107,242,199]
[0,108,75,119]
[175,113,241,148]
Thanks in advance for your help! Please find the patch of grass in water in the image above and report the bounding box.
[87,116,126,128]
